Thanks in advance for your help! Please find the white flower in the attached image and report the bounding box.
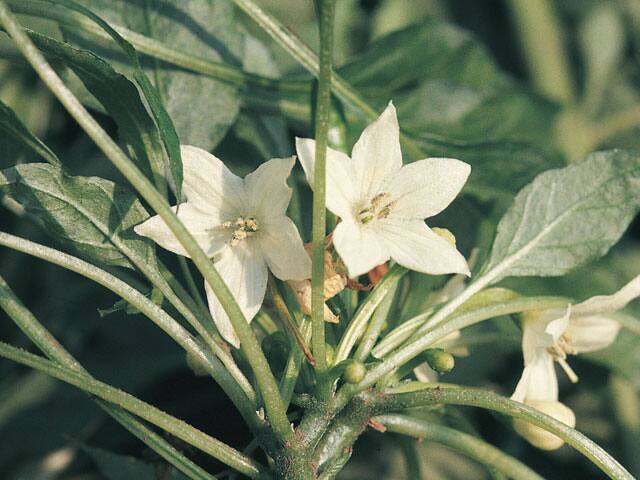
[295,102,470,279]
[511,274,640,449]
[135,145,311,347]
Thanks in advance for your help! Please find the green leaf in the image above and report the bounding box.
[27,30,169,191]
[233,33,290,159]
[66,0,243,152]
[0,99,60,166]
[484,149,640,282]
[340,20,558,149]
[0,163,154,269]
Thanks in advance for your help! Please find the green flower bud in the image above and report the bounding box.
[343,360,366,384]
[424,348,455,374]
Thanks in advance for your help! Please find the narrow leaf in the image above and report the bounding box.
[27,30,168,191]
[42,0,183,198]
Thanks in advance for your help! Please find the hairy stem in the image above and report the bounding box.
[0,341,266,478]
[374,386,633,480]
[310,0,336,388]
[377,414,544,480]
[0,2,291,443]
[0,231,261,432]
[0,275,217,480]
[335,294,569,409]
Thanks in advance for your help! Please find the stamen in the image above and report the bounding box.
[557,357,579,383]
[358,193,394,224]
[222,216,259,246]
[547,333,579,383]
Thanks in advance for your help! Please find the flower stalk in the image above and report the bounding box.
[0,2,292,443]
[311,0,337,385]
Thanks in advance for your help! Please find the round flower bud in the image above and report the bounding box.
[343,361,366,384]
[513,400,576,450]
[424,348,455,374]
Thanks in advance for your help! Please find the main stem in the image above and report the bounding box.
[311,0,336,387]
[0,1,292,444]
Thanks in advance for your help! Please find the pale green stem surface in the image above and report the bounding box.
[311,0,337,382]
[0,341,265,478]
[334,265,407,364]
[0,2,291,442]
[0,231,261,432]
[354,278,399,362]
[335,295,569,409]
[231,0,425,160]
[377,414,544,480]
[0,274,218,480]
[375,386,633,480]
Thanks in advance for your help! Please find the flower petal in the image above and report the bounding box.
[295,137,357,220]
[134,204,225,257]
[376,219,469,276]
[244,157,295,219]
[258,216,311,281]
[333,220,389,278]
[181,145,245,221]
[511,351,558,402]
[514,400,575,450]
[351,102,403,199]
[521,308,568,364]
[566,314,620,353]
[204,244,268,347]
[572,274,640,315]
[386,158,470,219]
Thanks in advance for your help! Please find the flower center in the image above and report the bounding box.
[546,333,579,383]
[222,216,259,246]
[358,192,395,224]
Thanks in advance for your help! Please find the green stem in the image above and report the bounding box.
[178,253,208,314]
[0,231,260,431]
[0,341,266,478]
[377,414,544,480]
[0,2,291,443]
[268,276,315,366]
[0,275,219,480]
[334,265,407,364]
[335,295,569,409]
[6,0,296,92]
[157,261,257,406]
[230,0,425,160]
[353,278,399,362]
[310,0,336,385]
[279,317,312,409]
[372,387,633,480]
[505,0,576,104]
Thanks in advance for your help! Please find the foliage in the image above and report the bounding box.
[1,1,640,479]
